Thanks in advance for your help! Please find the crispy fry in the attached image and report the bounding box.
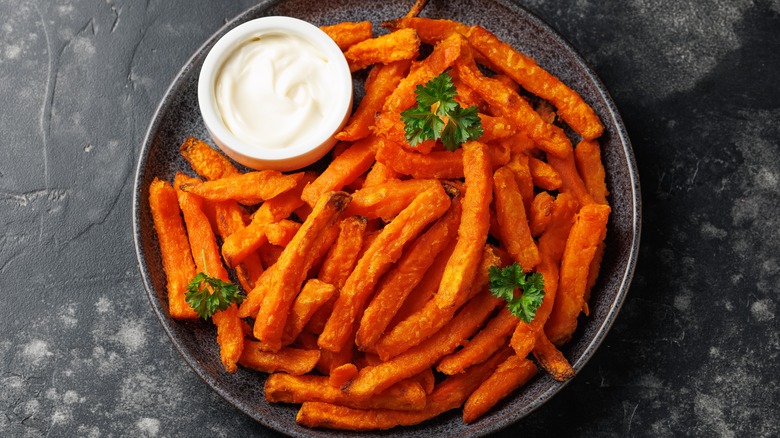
[462,355,537,423]
[435,141,493,310]
[174,173,243,373]
[574,139,609,205]
[529,191,555,237]
[382,17,470,45]
[356,193,462,350]
[404,0,429,18]
[545,203,610,345]
[253,172,313,224]
[529,156,563,190]
[467,25,603,140]
[343,178,439,221]
[282,279,338,346]
[345,290,504,398]
[337,60,411,142]
[504,152,534,216]
[239,341,320,375]
[253,192,351,352]
[329,363,359,388]
[454,61,573,159]
[148,178,198,320]
[209,199,264,292]
[320,21,373,51]
[179,170,299,205]
[301,136,379,207]
[266,373,426,411]
[532,331,574,381]
[437,306,517,375]
[547,150,594,207]
[344,28,420,72]
[265,219,301,247]
[297,347,511,430]
[478,114,517,143]
[493,165,540,270]
[363,161,399,187]
[376,139,463,179]
[319,184,451,352]
[375,245,499,360]
[179,136,240,181]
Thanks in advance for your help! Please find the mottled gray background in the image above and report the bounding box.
[1,0,778,437]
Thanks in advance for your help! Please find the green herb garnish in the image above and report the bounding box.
[185,272,244,319]
[401,71,483,151]
[488,263,545,323]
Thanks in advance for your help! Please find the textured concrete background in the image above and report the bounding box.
[1,0,778,437]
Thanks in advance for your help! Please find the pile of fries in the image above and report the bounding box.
[148,5,610,431]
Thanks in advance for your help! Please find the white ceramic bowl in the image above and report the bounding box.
[198,16,353,172]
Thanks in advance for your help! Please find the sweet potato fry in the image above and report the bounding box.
[282,279,338,346]
[329,363,359,388]
[454,61,573,159]
[174,173,243,373]
[179,136,240,181]
[297,347,512,430]
[437,306,517,375]
[363,162,399,187]
[345,290,504,398]
[344,28,420,72]
[265,219,301,247]
[266,374,426,411]
[493,165,540,271]
[532,331,574,381]
[547,151,594,207]
[375,245,499,360]
[467,25,604,140]
[337,60,411,142]
[301,136,379,207]
[545,203,610,345]
[529,191,555,237]
[478,114,517,143]
[148,178,198,320]
[356,193,462,350]
[404,0,429,18]
[319,184,451,352]
[376,139,463,179]
[320,21,373,51]
[382,17,470,45]
[529,156,562,190]
[239,341,320,375]
[435,141,493,310]
[179,170,299,205]
[504,153,534,216]
[574,139,609,205]
[462,355,537,423]
[253,172,313,224]
[342,178,439,221]
[253,192,351,352]
[209,199,264,291]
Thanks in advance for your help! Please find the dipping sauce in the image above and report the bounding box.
[214,32,336,149]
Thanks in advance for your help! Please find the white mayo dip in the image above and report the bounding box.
[214,32,334,149]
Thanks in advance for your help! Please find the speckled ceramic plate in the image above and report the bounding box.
[133,0,641,436]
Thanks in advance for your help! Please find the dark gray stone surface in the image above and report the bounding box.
[0,0,777,437]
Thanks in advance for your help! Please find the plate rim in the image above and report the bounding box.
[132,0,642,435]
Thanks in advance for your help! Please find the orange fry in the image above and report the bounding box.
[435,141,493,310]
[437,306,517,375]
[382,17,470,45]
[282,279,338,346]
[344,28,420,72]
[468,25,604,140]
[239,341,320,375]
[253,192,351,351]
[301,136,379,207]
[174,173,243,373]
[320,21,373,51]
[529,156,563,190]
[179,136,239,181]
[529,191,555,237]
[266,374,426,411]
[356,193,462,350]
[462,355,537,423]
[343,178,439,221]
[319,184,451,352]
[493,165,540,270]
[574,139,609,205]
[337,60,411,142]
[532,331,574,381]
[179,170,299,205]
[547,151,595,207]
[363,161,399,187]
[545,203,610,345]
[148,178,198,320]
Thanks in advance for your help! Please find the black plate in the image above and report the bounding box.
[132,0,641,436]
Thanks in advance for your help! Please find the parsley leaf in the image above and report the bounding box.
[400,71,482,151]
[185,272,245,320]
[488,263,545,323]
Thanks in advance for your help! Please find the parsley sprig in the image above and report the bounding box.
[488,263,545,323]
[185,272,245,320]
[401,71,483,151]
